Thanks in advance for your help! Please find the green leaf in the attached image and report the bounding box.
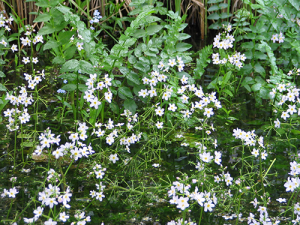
[0,71,5,77]
[0,83,6,91]
[52,56,65,64]
[37,24,56,36]
[124,99,137,114]
[177,33,190,41]
[241,41,254,49]
[207,13,220,20]
[134,62,150,73]
[258,41,278,75]
[61,84,77,91]
[109,101,120,114]
[146,25,162,35]
[21,142,34,147]
[61,59,79,72]
[207,5,220,11]
[59,73,77,81]
[251,83,262,92]
[219,12,232,19]
[64,46,77,60]
[79,60,94,74]
[34,13,52,22]
[43,39,59,51]
[126,72,140,85]
[259,87,270,99]
[222,71,232,87]
[193,45,213,79]
[219,3,228,9]
[176,43,192,52]
[289,0,300,10]
[223,89,233,97]
[132,29,146,38]
[254,62,266,77]
[118,87,133,99]
[254,51,267,60]
[57,31,76,45]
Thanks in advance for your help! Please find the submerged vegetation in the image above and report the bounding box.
[0,0,300,224]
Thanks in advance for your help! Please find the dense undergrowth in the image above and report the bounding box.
[0,0,300,224]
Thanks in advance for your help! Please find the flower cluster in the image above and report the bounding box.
[90,164,106,201]
[4,86,33,131]
[284,160,300,192]
[33,124,94,161]
[271,32,285,43]
[168,177,217,213]
[84,73,112,109]
[1,187,19,198]
[90,10,102,30]
[167,219,197,225]
[270,82,300,123]
[24,70,45,89]
[0,12,13,32]
[22,182,73,223]
[233,128,267,160]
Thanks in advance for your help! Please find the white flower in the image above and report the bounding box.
[11,44,18,52]
[22,57,30,64]
[204,108,214,118]
[77,42,84,51]
[156,121,163,129]
[109,154,119,163]
[155,106,164,116]
[274,118,280,128]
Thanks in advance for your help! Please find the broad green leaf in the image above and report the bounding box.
[241,41,254,49]
[59,73,77,81]
[37,25,56,36]
[0,83,6,91]
[57,31,76,45]
[223,89,233,97]
[118,87,133,99]
[134,62,150,73]
[259,87,270,99]
[0,71,5,77]
[132,29,146,38]
[146,25,162,35]
[207,13,220,20]
[219,12,232,19]
[21,142,34,147]
[34,13,52,22]
[254,62,266,77]
[222,71,232,87]
[207,5,220,11]
[52,56,65,64]
[64,46,77,60]
[124,99,137,114]
[289,0,300,10]
[56,5,72,14]
[177,33,191,41]
[43,39,59,51]
[254,51,267,60]
[79,60,94,74]
[176,42,192,52]
[219,3,228,9]
[61,59,79,72]
[251,83,262,92]
[126,72,140,85]
[109,101,120,114]
[61,84,77,91]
